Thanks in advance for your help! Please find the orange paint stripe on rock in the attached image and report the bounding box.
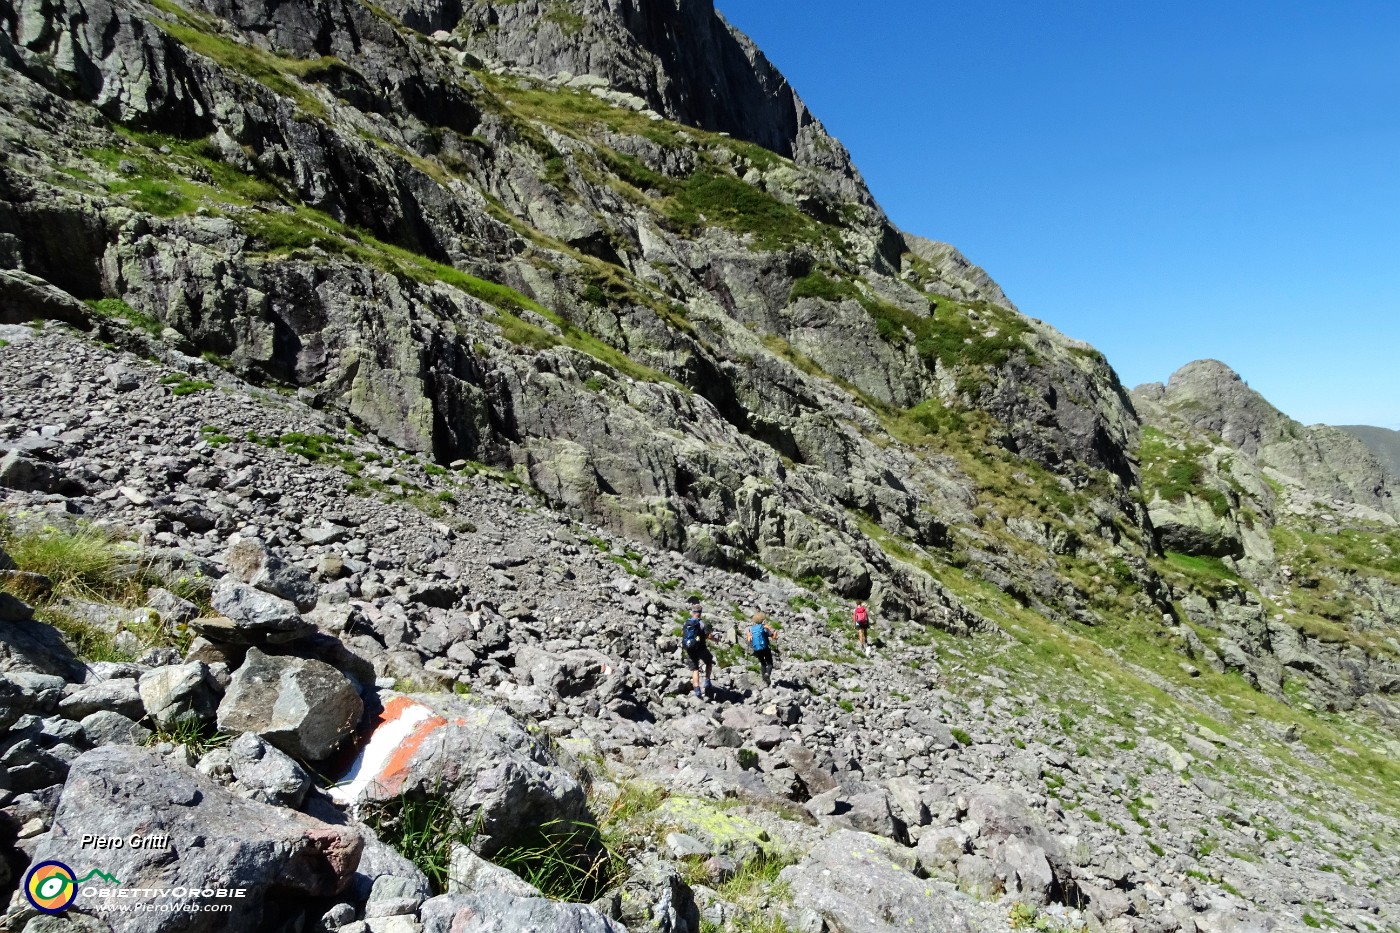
[328,695,447,805]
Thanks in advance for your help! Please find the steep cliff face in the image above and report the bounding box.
[446,0,846,166]
[0,0,1149,632]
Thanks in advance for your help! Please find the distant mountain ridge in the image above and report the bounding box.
[1335,424,1400,479]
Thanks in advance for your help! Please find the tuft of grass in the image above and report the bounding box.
[38,606,136,664]
[362,794,481,896]
[147,718,231,756]
[159,374,214,396]
[1139,427,1231,516]
[0,521,138,602]
[199,425,232,446]
[543,1,586,34]
[950,727,972,746]
[668,171,834,251]
[88,297,163,335]
[491,819,621,903]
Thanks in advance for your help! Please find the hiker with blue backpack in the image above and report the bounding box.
[682,595,720,698]
[745,611,776,686]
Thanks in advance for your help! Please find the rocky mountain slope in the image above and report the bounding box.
[1336,426,1400,481]
[3,325,1398,933]
[0,1,1397,931]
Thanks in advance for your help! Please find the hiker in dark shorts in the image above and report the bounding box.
[682,596,718,698]
[746,611,776,686]
[854,599,871,655]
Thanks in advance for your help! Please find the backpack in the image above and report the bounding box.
[749,624,769,652]
[683,618,704,649]
[854,605,869,625]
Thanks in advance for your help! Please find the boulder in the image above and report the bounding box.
[5,746,362,930]
[0,672,65,729]
[138,662,220,728]
[997,835,1055,906]
[0,595,84,680]
[966,785,1062,858]
[59,678,143,720]
[0,715,82,793]
[779,742,838,796]
[303,794,431,906]
[616,852,699,933]
[218,648,364,761]
[648,797,770,865]
[204,579,314,645]
[224,538,318,613]
[514,645,614,698]
[327,694,584,857]
[447,844,541,897]
[78,710,152,747]
[0,450,84,495]
[806,785,905,842]
[916,826,970,872]
[145,587,201,625]
[779,830,973,933]
[228,732,312,807]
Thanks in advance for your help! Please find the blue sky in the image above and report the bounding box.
[718,1,1400,427]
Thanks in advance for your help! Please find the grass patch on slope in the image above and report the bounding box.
[0,516,194,662]
[788,270,1032,384]
[240,203,677,387]
[148,0,339,117]
[479,74,839,251]
[1139,426,1231,516]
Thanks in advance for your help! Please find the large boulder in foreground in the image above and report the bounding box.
[218,648,364,761]
[329,694,585,856]
[778,830,975,933]
[3,746,362,931]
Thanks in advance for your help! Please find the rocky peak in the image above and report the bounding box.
[1143,359,1284,457]
[1135,359,1399,522]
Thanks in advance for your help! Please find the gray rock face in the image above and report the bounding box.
[451,0,847,166]
[779,830,973,933]
[5,746,362,931]
[1336,424,1400,477]
[217,648,364,761]
[1140,360,1399,520]
[0,0,1148,634]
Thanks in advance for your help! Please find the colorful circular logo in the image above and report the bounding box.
[24,861,78,914]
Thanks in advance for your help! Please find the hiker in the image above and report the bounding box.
[854,598,871,654]
[745,611,776,686]
[682,596,719,698]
